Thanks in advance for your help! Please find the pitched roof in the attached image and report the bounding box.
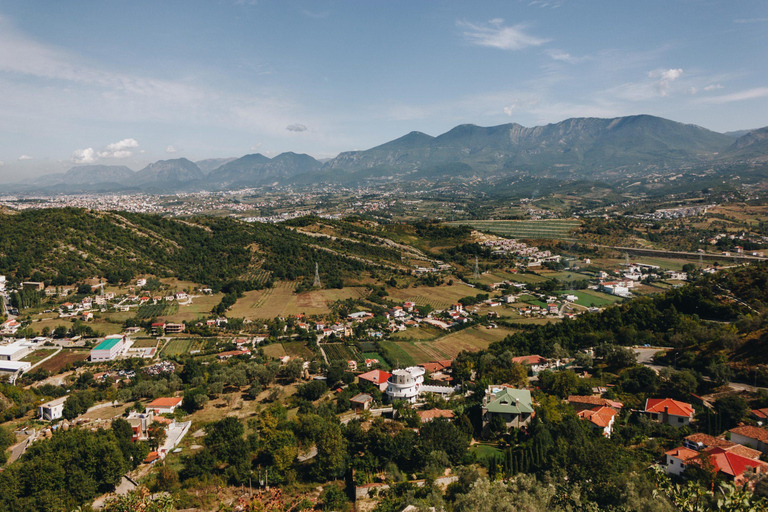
[645,398,694,417]
[729,425,768,444]
[684,433,734,450]
[485,387,534,415]
[511,355,547,365]
[665,447,699,461]
[577,406,617,428]
[705,447,768,478]
[568,395,624,409]
[358,369,392,385]
[727,444,763,460]
[417,409,454,421]
[752,408,768,419]
[147,397,183,408]
[350,393,373,404]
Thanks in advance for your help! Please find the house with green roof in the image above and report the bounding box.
[482,386,534,429]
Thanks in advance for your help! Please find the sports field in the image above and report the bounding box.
[446,219,581,241]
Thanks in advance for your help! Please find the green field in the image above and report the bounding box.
[379,341,417,368]
[323,343,358,362]
[557,289,621,307]
[446,219,581,241]
[161,338,209,356]
[137,302,179,320]
[469,443,503,462]
[360,352,390,370]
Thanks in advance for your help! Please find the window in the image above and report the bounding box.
[678,418,684,423]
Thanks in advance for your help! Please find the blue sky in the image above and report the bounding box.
[0,0,767,181]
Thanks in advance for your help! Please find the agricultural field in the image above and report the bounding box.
[388,283,476,310]
[136,302,179,320]
[378,341,417,367]
[391,325,444,342]
[447,219,581,241]
[21,349,57,365]
[429,326,516,358]
[161,339,209,357]
[229,283,367,319]
[556,289,621,307]
[262,343,288,359]
[540,270,591,282]
[131,338,160,348]
[36,349,89,373]
[160,293,224,323]
[323,343,358,362]
[282,341,315,360]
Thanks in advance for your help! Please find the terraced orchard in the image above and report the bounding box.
[446,219,581,241]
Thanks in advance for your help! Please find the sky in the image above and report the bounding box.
[0,0,767,182]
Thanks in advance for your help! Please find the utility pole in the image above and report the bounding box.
[313,262,321,288]
[474,256,480,280]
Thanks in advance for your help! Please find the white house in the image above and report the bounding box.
[39,397,67,421]
[729,426,768,453]
[146,397,183,414]
[644,398,695,427]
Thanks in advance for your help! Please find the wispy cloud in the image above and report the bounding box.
[286,123,308,132]
[698,87,768,104]
[458,19,550,51]
[18,155,33,160]
[649,68,683,96]
[165,145,177,154]
[301,9,328,19]
[704,84,723,91]
[545,49,590,64]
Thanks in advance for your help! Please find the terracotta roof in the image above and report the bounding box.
[752,408,768,419]
[417,409,455,421]
[730,425,768,444]
[728,444,763,460]
[645,398,694,417]
[147,397,183,408]
[706,447,768,478]
[143,451,161,463]
[665,447,699,461]
[512,355,547,365]
[577,406,617,428]
[568,395,624,408]
[684,433,734,450]
[358,369,392,385]
[420,362,445,373]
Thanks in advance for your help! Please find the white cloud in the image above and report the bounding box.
[458,19,550,51]
[165,145,177,154]
[688,87,697,95]
[251,142,263,151]
[503,104,516,116]
[545,49,589,64]
[71,147,97,164]
[698,87,768,104]
[286,123,308,132]
[647,68,683,96]
[18,155,33,160]
[0,161,4,166]
[704,84,723,91]
[98,138,139,159]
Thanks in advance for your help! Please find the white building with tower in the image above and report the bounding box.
[385,366,455,403]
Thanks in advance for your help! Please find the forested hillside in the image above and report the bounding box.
[0,209,403,287]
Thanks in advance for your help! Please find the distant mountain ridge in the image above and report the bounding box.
[19,115,768,193]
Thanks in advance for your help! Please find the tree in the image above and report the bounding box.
[147,421,168,452]
[714,395,749,430]
[102,486,174,512]
[313,422,347,481]
[320,484,349,511]
[326,360,346,385]
[205,416,246,466]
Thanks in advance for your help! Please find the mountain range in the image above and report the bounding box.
[20,114,768,192]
